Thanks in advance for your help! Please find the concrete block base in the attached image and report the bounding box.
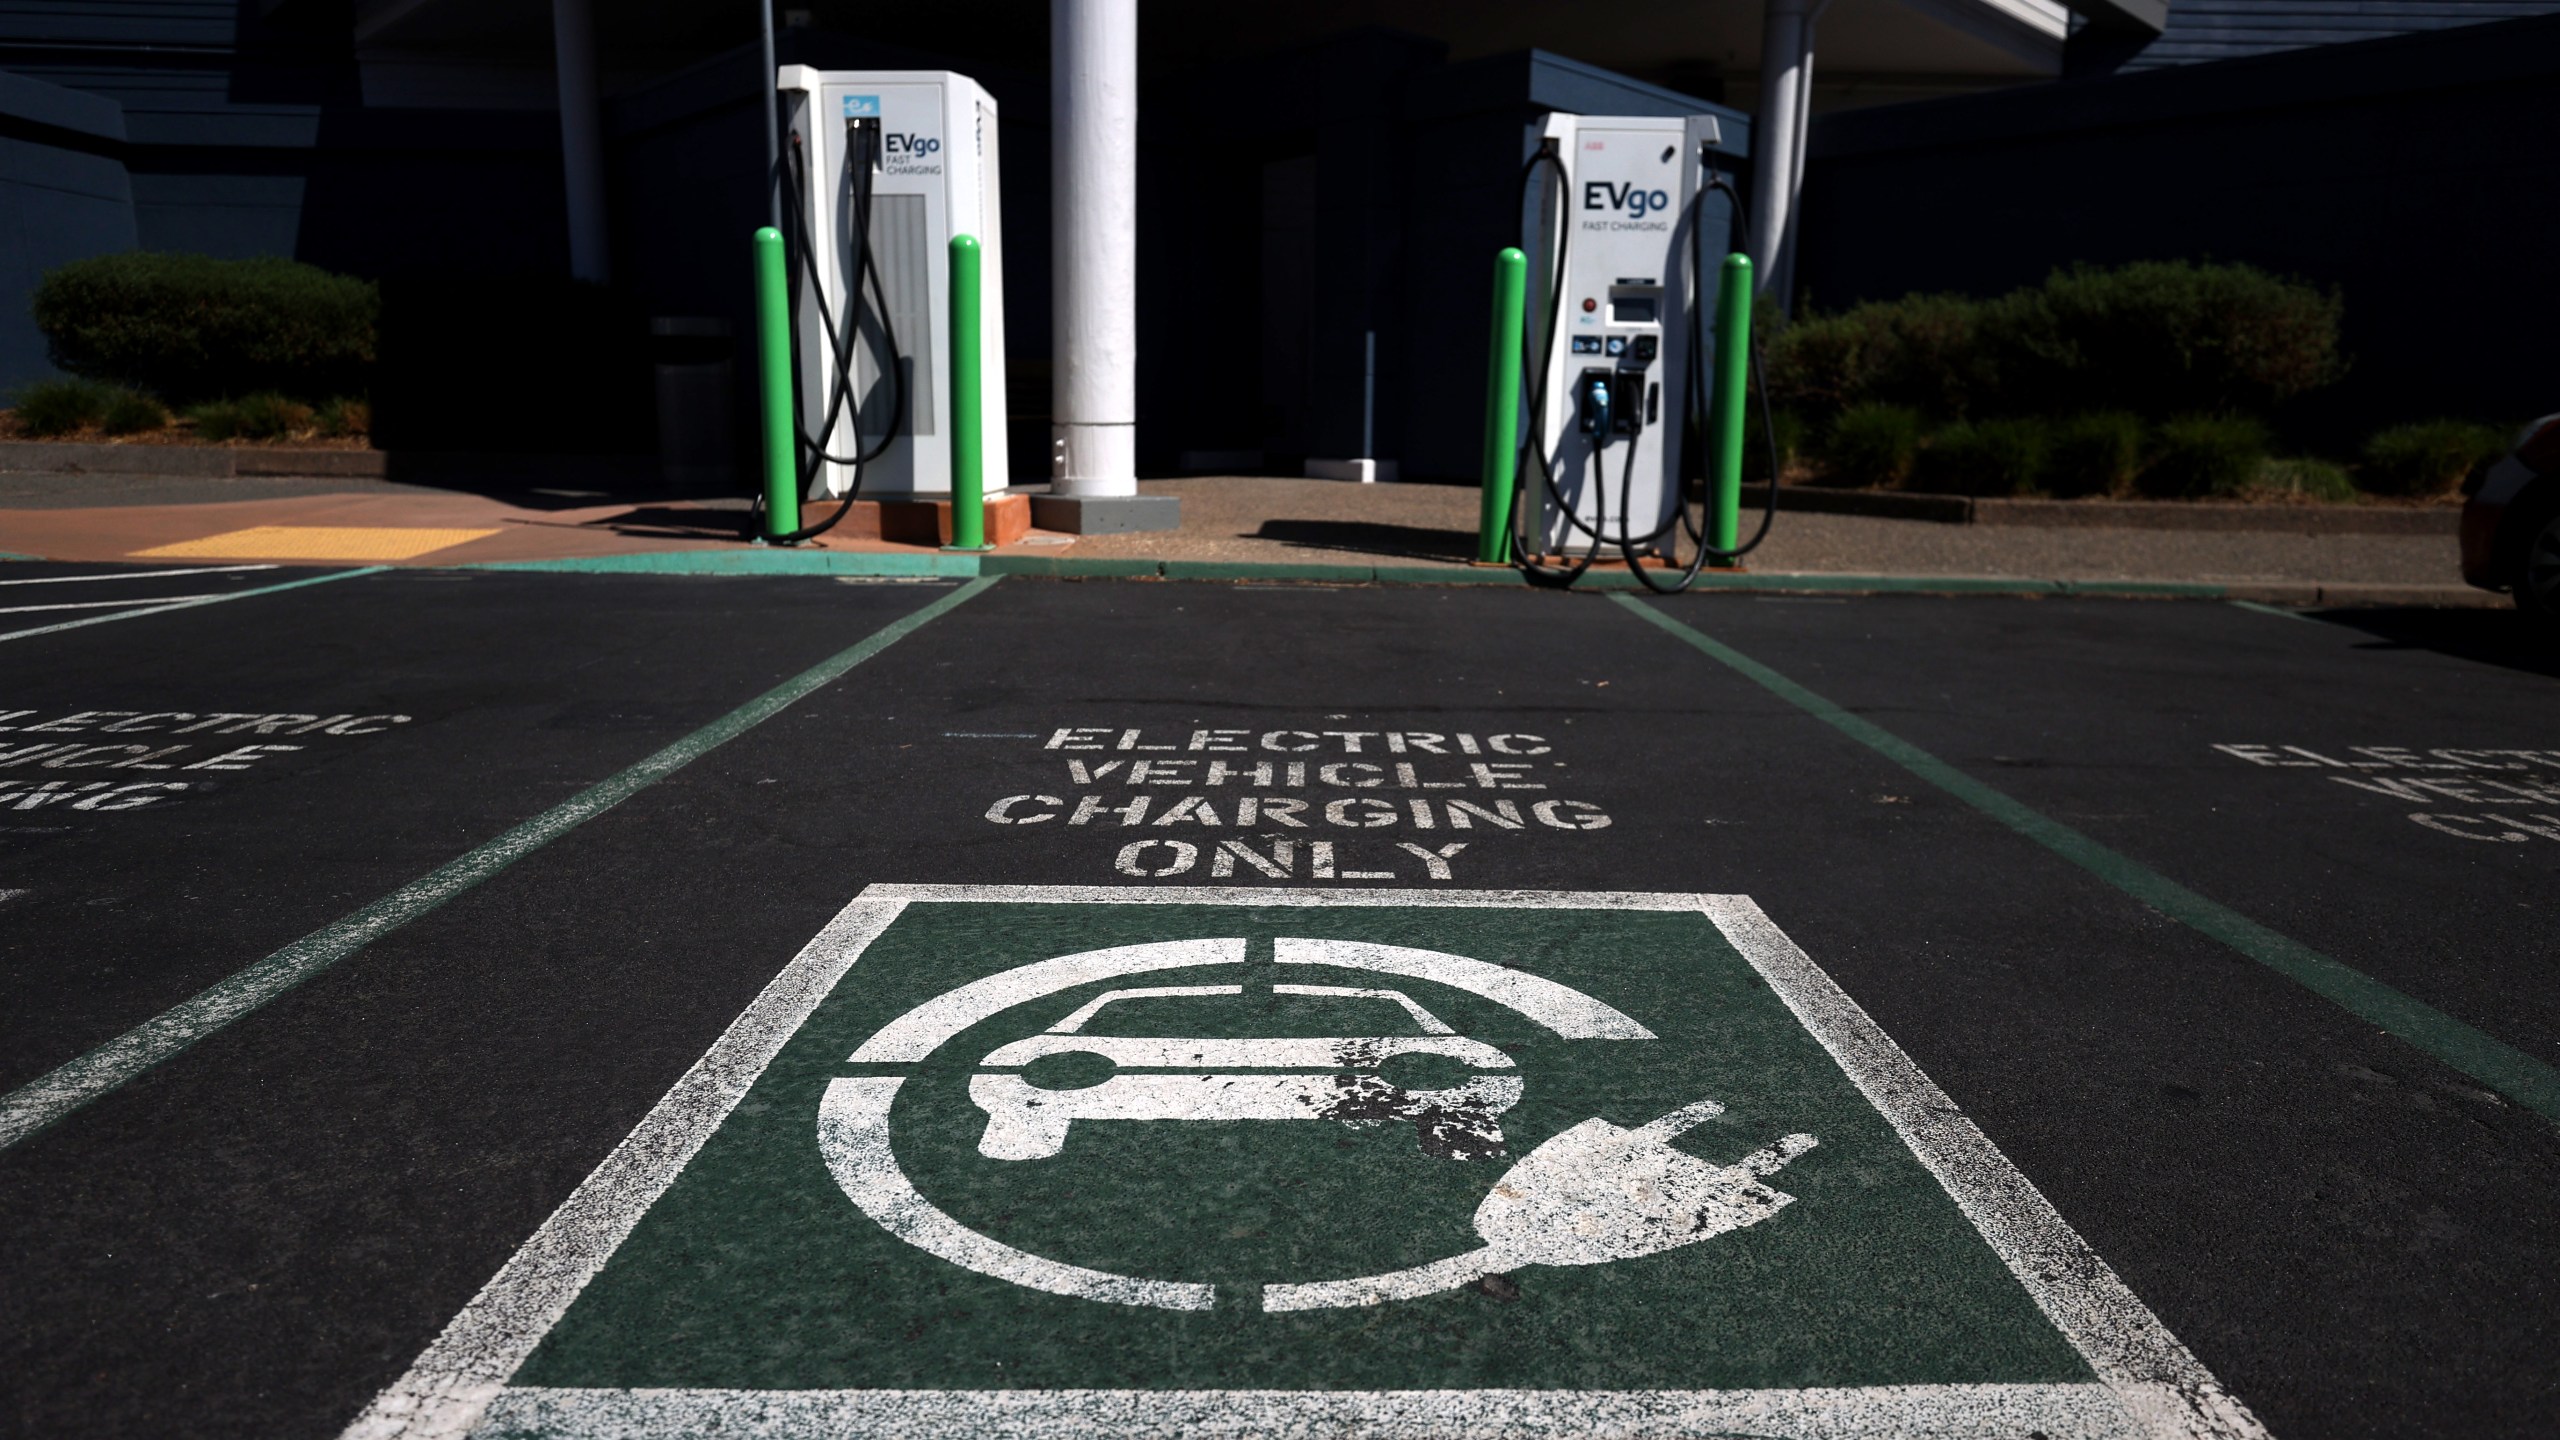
[1030,494,1182,535]
[822,493,1032,546]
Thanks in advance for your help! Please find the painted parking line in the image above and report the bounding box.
[0,564,280,586]
[0,566,388,646]
[2225,600,2315,622]
[347,885,2261,1440]
[0,592,233,615]
[1612,592,2560,1124]
[0,576,1000,1153]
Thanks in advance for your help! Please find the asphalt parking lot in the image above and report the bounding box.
[2,564,2555,1440]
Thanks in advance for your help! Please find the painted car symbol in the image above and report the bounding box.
[968,983,1522,1161]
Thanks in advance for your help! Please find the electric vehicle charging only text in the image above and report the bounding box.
[769,67,1009,541]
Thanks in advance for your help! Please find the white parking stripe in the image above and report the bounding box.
[0,567,385,645]
[0,564,280,586]
[479,1383,2148,1439]
[0,593,229,615]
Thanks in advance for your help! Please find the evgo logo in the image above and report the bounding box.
[1584,181,1671,219]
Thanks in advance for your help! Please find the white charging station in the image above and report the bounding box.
[1526,112,1723,558]
[775,66,1009,501]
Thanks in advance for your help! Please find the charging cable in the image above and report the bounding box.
[755,118,908,544]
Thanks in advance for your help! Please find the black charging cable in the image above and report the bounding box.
[753,120,907,545]
[1509,144,1606,588]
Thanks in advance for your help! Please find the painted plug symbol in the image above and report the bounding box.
[1475,1099,1815,1266]
[1262,1098,1816,1311]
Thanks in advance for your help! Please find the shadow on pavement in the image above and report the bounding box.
[1250,518,1475,561]
[2313,605,2560,680]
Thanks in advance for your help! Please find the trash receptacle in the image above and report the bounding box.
[651,317,736,494]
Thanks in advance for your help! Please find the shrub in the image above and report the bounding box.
[2044,412,2144,498]
[316,397,371,438]
[187,392,314,443]
[1821,403,1925,487]
[1765,294,1992,426]
[33,252,377,405]
[1989,261,2344,419]
[1914,417,2050,497]
[1761,261,2345,429]
[2139,415,2271,499]
[2250,457,2358,503]
[11,378,168,437]
[2358,420,2509,498]
[185,401,239,442]
[1742,406,1806,481]
[100,388,168,435]
[12,377,115,436]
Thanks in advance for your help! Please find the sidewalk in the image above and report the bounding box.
[0,466,2488,605]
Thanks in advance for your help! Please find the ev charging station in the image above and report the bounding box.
[774,67,1009,505]
[1520,112,1737,569]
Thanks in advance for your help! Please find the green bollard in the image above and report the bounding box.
[752,226,800,541]
[1708,252,1754,562]
[944,233,991,552]
[1475,247,1528,565]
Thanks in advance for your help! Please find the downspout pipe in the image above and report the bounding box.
[551,0,610,285]
[1050,0,1140,497]
[1748,0,1827,307]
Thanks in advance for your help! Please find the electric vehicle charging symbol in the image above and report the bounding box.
[819,937,1817,1312]
[969,984,1524,1161]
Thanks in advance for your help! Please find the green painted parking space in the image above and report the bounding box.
[358,886,2255,1440]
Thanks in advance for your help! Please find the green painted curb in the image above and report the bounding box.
[465,550,984,577]
[1373,564,1522,585]
[1161,559,1376,582]
[446,546,2239,600]
[985,555,1168,579]
[2058,579,2229,597]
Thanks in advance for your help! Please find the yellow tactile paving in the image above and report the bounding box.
[133,526,503,561]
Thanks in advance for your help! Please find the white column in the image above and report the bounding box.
[551,0,610,284]
[1050,0,1138,496]
[1749,0,1816,300]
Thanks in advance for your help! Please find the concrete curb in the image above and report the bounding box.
[453,550,2501,606]
[1778,484,2457,534]
[0,439,387,479]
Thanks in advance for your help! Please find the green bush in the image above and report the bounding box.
[1821,403,1926,487]
[1765,294,1993,426]
[1762,261,2344,430]
[2139,415,2271,499]
[13,377,115,436]
[11,377,167,437]
[186,392,314,443]
[33,252,377,405]
[100,388,168,435]
[2044,412,2144,498]
[2249,457,2358,503]
[2358,420,2509,498]
[316,397,371,438]
[1742,406,1806,481]
[1914,417,2050,497]
[1990,261,2344,419]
